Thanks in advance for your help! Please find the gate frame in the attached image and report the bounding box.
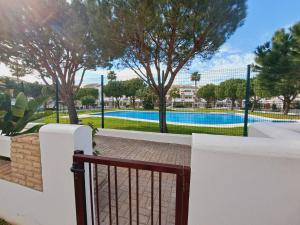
[71,150,191,225]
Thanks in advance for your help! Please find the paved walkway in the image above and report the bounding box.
[94,136,191,225]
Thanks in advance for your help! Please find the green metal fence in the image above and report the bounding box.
[42,65,300,136]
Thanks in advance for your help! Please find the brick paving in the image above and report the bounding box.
[94,136,191,225]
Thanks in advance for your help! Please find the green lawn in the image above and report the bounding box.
[249,111,300,120]
[39,108,299,136]
[41,115,243,136]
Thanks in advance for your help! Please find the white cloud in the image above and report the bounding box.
[1,43,255,87]
[175,44,255,85]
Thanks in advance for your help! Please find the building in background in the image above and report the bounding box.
[167,85,199,108]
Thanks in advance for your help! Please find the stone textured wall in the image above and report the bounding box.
[9,134,43,191]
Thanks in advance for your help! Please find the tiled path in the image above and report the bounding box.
[94,136,191,225]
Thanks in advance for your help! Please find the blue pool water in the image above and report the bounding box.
[92,110,281,125]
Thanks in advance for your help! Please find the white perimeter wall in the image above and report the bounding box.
[0,135,10,158]
[189,132,300,225]
[0,124,93,225]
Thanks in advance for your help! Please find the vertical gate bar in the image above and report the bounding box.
[151,171,154,225]
[175,173,184,225]
[182,168,191,225]
[71,150,87,225]
[128,168,132,225]
[89,163,95,225]
[107,166,112,225]
[114,166,119,225]
[95,164,100,225]
[243,64,251,137]
[136,169,139,225]
[159,172,162,225]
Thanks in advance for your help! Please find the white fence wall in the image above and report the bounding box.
[0,135,10,158]
[0,124,93,225]
[189,133,300,225]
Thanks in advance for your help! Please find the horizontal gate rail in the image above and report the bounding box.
[72,151,191,225]
[73,154,190,175]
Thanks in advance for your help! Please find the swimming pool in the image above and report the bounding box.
[91,110,284,126]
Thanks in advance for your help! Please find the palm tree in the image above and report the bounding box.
[191,72,201,88]
[191,72,201,108]
[107,70,117,81]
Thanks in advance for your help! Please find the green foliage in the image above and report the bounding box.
[123,78,145,98]
[191,72,201,86]
[169,87,180,99]
[107,71,117,81]
[81,96,96,107]
[0,77,45,98]
[88,0,247,131]
[9,60,32,80]
[197,84,216,107]
[0,92,51,136]
[104,81,125,98]
[137,87,156,110]
[104,81,126,108]
[87,122,99,150]
[0,0,109,124]
[255,22,300,114]
[0,218,10,225]
[217,79,246,109]
[76,88,99,100]
[123,78,145,108]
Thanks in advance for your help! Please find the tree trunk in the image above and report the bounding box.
[251,99,256,112]
[116,98,120,109]
[283,98,291,115]
[132,97,136,109]
[65,95,79,124]
[231,98,235,110]
[158,94,168,133]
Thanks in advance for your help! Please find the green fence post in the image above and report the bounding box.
[101,75,105,129]
[55,77,60,124]
[243,65,251,137]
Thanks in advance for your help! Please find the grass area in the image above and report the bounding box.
[39,108,299,136]
[41,115,243,136]
[249,111,300,120]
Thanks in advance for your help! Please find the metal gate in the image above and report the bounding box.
[71,150,191,225]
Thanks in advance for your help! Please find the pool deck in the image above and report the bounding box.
[94,135,191,225]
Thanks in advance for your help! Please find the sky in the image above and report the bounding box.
[1,0,300,85]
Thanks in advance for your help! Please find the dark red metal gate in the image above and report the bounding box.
[71,150,190,225]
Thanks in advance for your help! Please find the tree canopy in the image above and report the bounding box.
[255,22,300,114]
[123,78,145,108]
[191,72,201,87]
[104,81,126,108]
[87,0,247,132]
[197,84,216,108]
[218,79,245,109]
[76,88,99,100]
[0,0,110,124]
[81,95,96,108]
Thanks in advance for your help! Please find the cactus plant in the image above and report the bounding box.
[0,92,52,136]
